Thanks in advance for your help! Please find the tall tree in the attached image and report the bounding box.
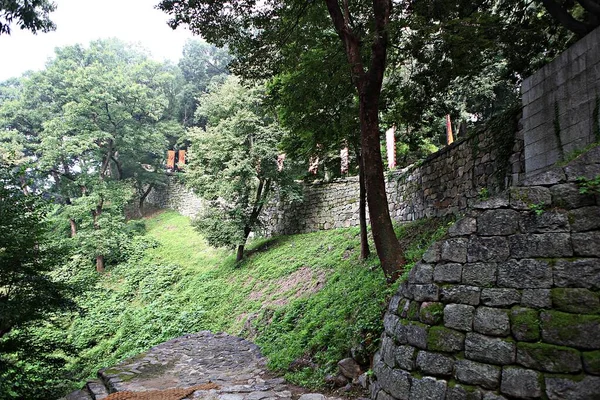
[158,0,404,279]
[0,0,56,35]
[0,39,177,272]
[187,76,299,261]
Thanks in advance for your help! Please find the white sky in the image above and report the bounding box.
[0,0,196,81]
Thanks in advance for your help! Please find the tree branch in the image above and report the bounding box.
[540,0,594,37]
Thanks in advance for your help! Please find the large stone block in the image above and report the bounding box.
[446,385,483,400]
[510,307,540,342]
[519,210,569,233]
[395,345,417,371]
[473,307,510,337]
[444,304,475,332]
[468,237,510,262]
[462,263,497,286]
[410,284,440,302]
[419,302,444,325]
[550,288,600,314]
[440,285,481,305]
[427,326,465,352]
[517,342,582,373]
[553,258,600,289]
[383,313,399,337]
[500,367,542,399]
[478,210,520,235]
[416,351,454,376]
[449,217,477,237]
[497,259,553,288]
[508,233,573,258]
[572,232,600,256]
[409,376,447,400]
[520,289,552,308]
[551,183,596,209]
[569,206,600,232]
[545,375,600,400]
[509,186,552,210]
[540,310,600,349]
[582,350,600,375]
[375,364,411,400]
[442,238,468,263]
[455,360,501,389]
[409,262,434,284]
[406,322,429,350]
[381,336,396,367]
[433,263,462,283]
[465,333,516,365]
[481,289,521,307]
[422,242,442,263]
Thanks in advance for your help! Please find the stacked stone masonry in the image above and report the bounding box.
[371,147,600,400]
[521,26,600,176]
[145,124,524,236]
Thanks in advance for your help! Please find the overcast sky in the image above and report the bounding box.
[0,0,195,81]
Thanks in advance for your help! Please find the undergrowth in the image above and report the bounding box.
[23,210,452,395]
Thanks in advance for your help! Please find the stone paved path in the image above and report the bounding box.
[63,331,352,400]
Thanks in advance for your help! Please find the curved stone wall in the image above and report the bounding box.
[371,149,600,400]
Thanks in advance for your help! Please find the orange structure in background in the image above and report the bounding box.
[178,150,186,166]
[446,114,454,145]
[167,150,176,169]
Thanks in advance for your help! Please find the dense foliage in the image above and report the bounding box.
[0,0,56,35]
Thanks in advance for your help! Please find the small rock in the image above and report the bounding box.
[338,358,361,380]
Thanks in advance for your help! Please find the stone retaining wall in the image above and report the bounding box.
[145,176,205,218]
[371,146,600,400]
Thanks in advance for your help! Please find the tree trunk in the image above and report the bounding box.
[96,255,105,273]
[324,0,404,280]
[541,0,595,37]
[69,219,77,237]
[236,244,245,262]
[359,97,404,280]
[356,148,370,260]
[139,183,155,216]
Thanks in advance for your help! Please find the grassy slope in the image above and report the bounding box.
[63,210,451,391]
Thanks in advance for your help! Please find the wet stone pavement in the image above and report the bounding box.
[63,331,354,400]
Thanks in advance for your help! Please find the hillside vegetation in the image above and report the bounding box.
[17,210,451,397]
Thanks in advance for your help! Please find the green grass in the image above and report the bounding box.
[45,210,452,393]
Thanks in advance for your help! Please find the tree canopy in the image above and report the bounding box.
[0,0,56,35]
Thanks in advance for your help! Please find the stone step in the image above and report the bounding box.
[86,380,109,400]
[62,389,93,400]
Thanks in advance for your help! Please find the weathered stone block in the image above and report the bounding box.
[569,206,600,232]
[455,359,501,389]
[520,289,552,308]
[442,238,468,263]
[419,302,444,325]
[394,345,417,371]
[376,389,395,400]
[551,183,596,209]
[449,217,477,237]
[388,295,401,315]
[427,326,465,352]
[521,169,566,186]
[517,342,582,373]
[463,263,497,286]
[433,263,462,283]
[444,304,475,332]
[481,392,507,400]
[553,258,600,289]
[545,375,600,400]
[500,367,542,399]
[381,336,396,367]
[416,351,454,376]
[394,321,408,344]
[383,313,399,337]
[551,288,600,314]
[406,322,429,350]
[423,242,442,263]
[474,307,510,337]
[510,307,540,342]
[409,376,447,400]
[471,196,509,210]
[375,364,411,400]
[478,210,520,235]
[468,237,510,262]
[411,284,440,302]
[481,289,521,307]
[541,310,600,349]
[440,285,481,305]
[398,299,420,321]
[465,333,516,365]
[519,210,569,233]
[510,186,552,210]
[445,385,483,400]
[409,262,434,284]
[572,232,600,256]
[582,350,600,375]
[508,233,573,258]
[497,259,553,288]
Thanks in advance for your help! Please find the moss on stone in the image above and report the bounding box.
[517,342,582,373]
[419,302,444,325]
[510,307,540,342]
[551,288,600,314]
[583,350,600,375]
[427,326,465,352]
[407,301,420,321]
